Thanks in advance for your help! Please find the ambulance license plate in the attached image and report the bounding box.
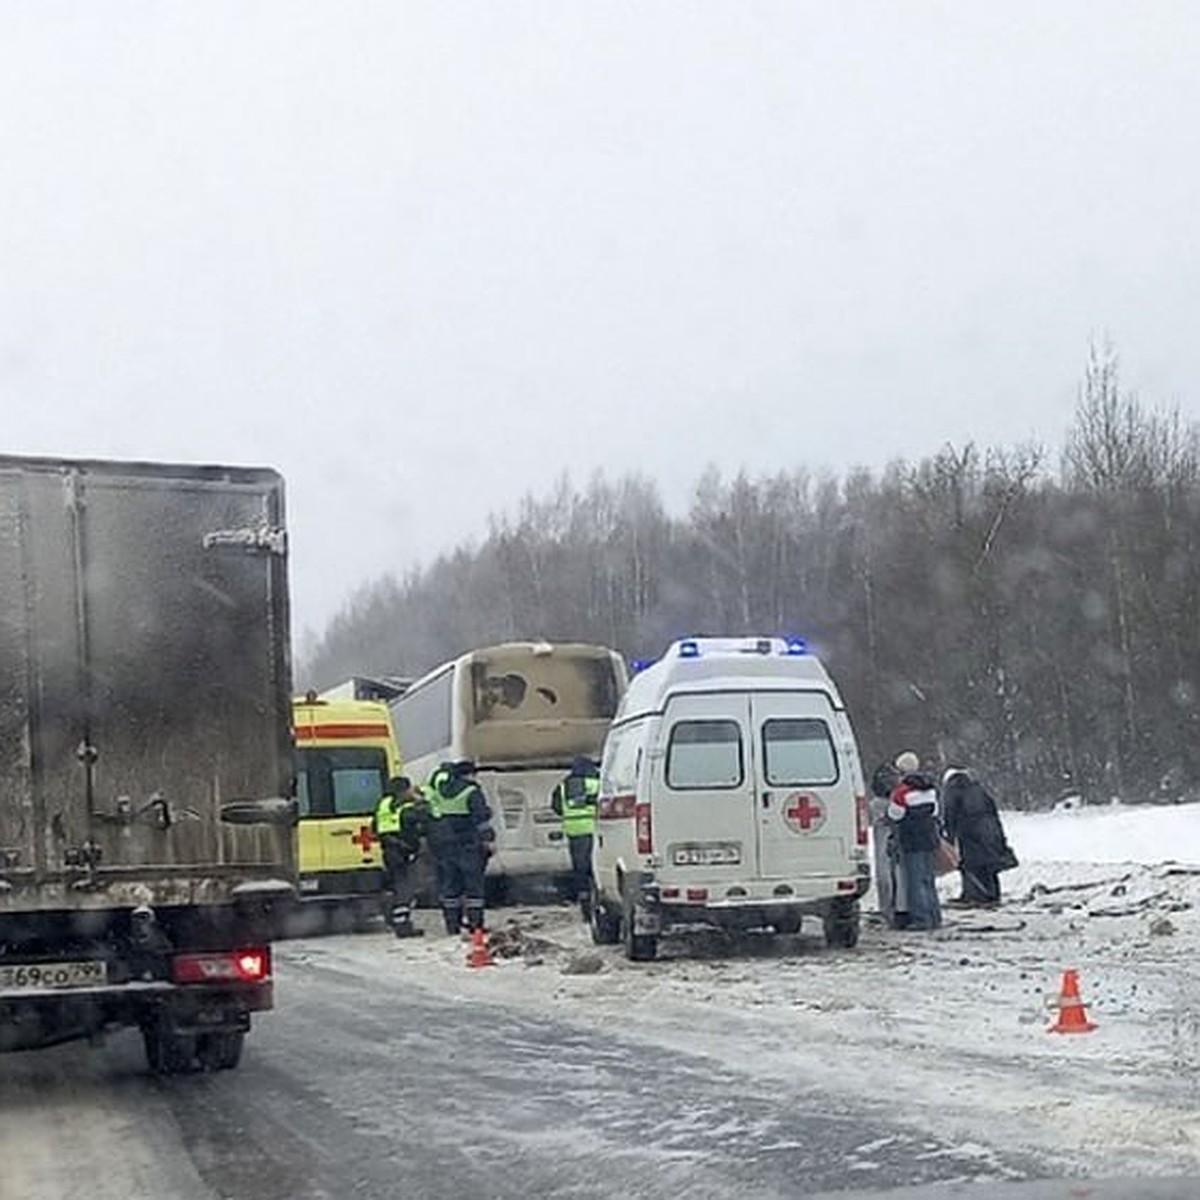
[0,960,107,990]
[673,843,741,867]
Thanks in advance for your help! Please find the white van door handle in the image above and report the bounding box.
[762,792,771,809]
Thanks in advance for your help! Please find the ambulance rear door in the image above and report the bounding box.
[750,691,852,881]
[292,703,390,889]
[653,693,757,882]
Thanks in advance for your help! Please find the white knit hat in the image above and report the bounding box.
[894,751,920,773]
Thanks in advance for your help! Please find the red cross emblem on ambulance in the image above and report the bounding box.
[351,824,377,855]
[783,793,825,834]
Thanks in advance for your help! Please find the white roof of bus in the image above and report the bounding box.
[617,637,843,719]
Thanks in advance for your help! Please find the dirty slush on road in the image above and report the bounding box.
[284,836,1200,1182]
[4,807,1199,1200]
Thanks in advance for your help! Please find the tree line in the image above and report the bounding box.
[305,347,1200,808]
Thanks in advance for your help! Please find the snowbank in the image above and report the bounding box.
[1004,800,1200,867]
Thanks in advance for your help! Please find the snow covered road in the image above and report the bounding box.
[287,800,1200,1181]
[1,801,1198,1198]
[0,936,1037,1200]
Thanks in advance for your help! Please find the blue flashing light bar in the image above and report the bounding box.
[630,658,655,674]
[784,636,808,656]
[678,639,701,659]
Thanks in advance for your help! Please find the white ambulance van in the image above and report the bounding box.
[589,636,870,960]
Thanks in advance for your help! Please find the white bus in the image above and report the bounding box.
[390,642,628,884]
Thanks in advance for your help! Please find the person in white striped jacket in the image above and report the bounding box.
[887,753,943,931]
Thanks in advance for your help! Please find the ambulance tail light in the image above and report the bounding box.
[855,794,869,847]
[635,802,653,853]
[172,947,272,985]
[599,794,637,820]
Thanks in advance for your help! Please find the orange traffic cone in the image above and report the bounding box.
[466,927,494,969]
[1047,968,1097,1034]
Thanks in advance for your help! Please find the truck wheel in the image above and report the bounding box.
[621,894,657,962]
[774,914,803,936]
[197,1031,245,1071]
[823,899,860,949]
[589,885,621,946]
[142,1025,197,1075]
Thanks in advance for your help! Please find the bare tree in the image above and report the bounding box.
[303,357,1200,807]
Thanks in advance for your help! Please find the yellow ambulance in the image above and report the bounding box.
[292,693,403,914]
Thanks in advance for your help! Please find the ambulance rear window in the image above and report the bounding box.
[295,747,389,817]
[666,720,744,789]
[762,718,838,786]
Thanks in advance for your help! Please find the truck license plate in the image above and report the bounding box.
[0,960,108,990]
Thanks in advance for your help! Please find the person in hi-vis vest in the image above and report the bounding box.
[372,776,430,938]
[551,756,600,918]
[426,760,495,935]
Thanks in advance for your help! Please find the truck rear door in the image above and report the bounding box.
[750,691,851,880]
[0,478,36,891]
[0,458,294,908]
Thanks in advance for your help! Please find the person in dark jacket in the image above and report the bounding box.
[868,759,905,928]
[887,760,942,931]
[426,759,496,935]
[941,768,1016,907]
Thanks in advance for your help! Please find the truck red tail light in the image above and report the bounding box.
[855,794,869,847]
[635,802,653,853]
[172,947,272,985]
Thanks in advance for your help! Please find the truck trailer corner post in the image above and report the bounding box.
[0,455,297,1072]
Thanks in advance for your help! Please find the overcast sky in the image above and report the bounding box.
[3,3,1198,637]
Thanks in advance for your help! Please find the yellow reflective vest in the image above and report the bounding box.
[555,773,599,838]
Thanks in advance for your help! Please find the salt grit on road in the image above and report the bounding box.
[281,802,1200,1181]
